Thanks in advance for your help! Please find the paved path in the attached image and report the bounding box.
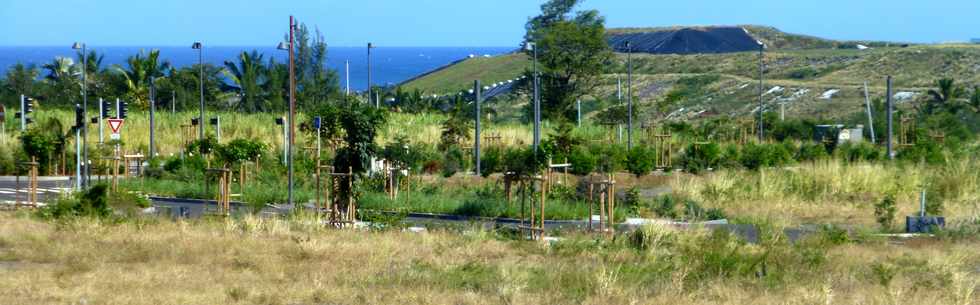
[0,177,73,204]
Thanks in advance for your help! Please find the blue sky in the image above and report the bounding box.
[2,0,978,46]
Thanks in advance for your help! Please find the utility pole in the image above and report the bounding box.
[192,41,205,140]
[149,77,156,159]
[474,80,481,177]
[577,99,581,127]
[367,43,375,107]
[864,82,876,144]
[758,41,765,142]
[287,17,297,206]
[74,104,82,191]
[98,98,104,145]
[345,60,351,96]
[886,76,894,160]
[626,41,634,150]
[20,95,26,131]
[527,42,540,153]
[72,42,89,187]
[172,90,176,114]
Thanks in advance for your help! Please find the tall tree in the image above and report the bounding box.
[3,63,40,97]
[112,49,170,107]
[525,0,612,121]
[289,22,341,109]
[223,50,268,112]
[42,57,80,106]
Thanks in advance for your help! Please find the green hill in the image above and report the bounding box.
[399,26,980,125]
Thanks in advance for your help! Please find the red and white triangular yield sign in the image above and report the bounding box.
[107,119,124,133]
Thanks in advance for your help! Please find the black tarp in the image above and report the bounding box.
[608,27,761,55]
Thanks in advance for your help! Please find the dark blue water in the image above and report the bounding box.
[0,46,514,91]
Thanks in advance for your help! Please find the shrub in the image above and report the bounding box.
[797,142,830,161]
[163,157,184,173]
[874,194,897,231]
[479,146,503,178]
[836,142,884,163]
[38,184,111,219]
[739,142,794,170]
[681,142,722,174]
[653,195,678,219]
[441,146,465,178]
[568,147,596,175]
[684,200,726,221]
[625,146,656,176]
[897,141,945,165]
[592,144,627,173]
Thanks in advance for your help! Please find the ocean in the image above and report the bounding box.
[0,46,515,91]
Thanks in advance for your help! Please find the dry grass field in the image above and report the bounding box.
[0,212,976,305]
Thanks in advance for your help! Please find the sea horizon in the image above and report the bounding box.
[0,46,517,91]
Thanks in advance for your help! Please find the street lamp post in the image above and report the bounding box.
[625,41,633,150]
[367,43,376,107]
[72,42,88,187]
[192,42,204,140]
[278,17,298,206]
[526,42,540,153]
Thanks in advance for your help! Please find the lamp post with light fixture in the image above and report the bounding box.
[71,42,89,187]
[277,17,297,206]
[191,41,204,140]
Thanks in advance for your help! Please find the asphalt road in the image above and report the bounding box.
[0,177,74,204]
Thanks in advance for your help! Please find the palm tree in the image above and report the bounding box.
[925,78,966,114]
[113,49,171,107]
[223,50,267,112]
[42,57,80,105]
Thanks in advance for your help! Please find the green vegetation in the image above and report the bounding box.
[400,53,529,94]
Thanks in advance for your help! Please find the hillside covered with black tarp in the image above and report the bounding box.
[608,27,761,55]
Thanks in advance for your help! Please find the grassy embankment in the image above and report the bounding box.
[0,212,976,304]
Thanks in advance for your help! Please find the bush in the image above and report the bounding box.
[441,146,466,178]
[874,194,897,231]
[684,200,726,221]
[653,195,678,219]
[38,184,111,219]
[163,157,184,173]
[897,141,945,165]
[739,142,794,170]
[681,142,722,174]
[835,142,884,163]
[568,147,596,175]
[479,146,503,178]
[592,144,627,173]
[625,146,656,176]
[797,142,830,161]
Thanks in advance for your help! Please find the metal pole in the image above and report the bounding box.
[98,97,104,145]
[886,76,894,159]
[75,126,81,190]
[81,44,89,188]
[474,80,481,177]
[282,117,287,165]
[627,42,633,150]
[532,45,540,153]
[864,82,876,144]
[198,44,205,140]
[780,103,785,121]
[577,99,581,127]
[345,60,350,96]
[150,78,156,159]
[172,90,176,114]
[215,116,221,142]
[287,16,296,206]
[758,43,765,141]
[367,43,373,104]
[20,95,25,131]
